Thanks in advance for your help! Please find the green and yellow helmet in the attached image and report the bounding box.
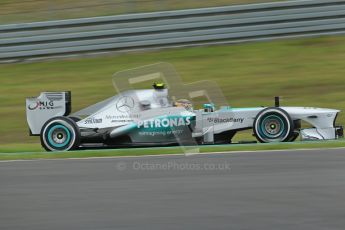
[152,82,165,89]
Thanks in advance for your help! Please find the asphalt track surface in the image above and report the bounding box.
[1,149,345,230]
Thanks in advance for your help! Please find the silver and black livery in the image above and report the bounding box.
[26,84,343,151]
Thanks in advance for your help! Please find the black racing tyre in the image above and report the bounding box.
[68,116,82,123]
[253,107,294,143]
[288,132,299,142]
[40,116,80,151]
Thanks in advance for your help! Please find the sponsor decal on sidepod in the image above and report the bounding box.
[137,117,191,128]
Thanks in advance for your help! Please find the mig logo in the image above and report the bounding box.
[28,100,55,110]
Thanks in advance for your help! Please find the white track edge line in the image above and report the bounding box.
[0,147,345,163]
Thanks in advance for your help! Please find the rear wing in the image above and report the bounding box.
[26,92,71,135]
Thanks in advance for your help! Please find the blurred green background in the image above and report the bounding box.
[1,35,345,145]
[0,0,288,24]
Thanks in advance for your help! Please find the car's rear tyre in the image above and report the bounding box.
[68,116,82,123]
[40,116,80,151]
[253,107,294,143]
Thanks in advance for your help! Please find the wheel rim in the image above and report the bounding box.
[47,124,71,148]
[261,115,285,138]
[257,113,288,142]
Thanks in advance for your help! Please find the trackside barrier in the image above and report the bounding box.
[1,0,345,61]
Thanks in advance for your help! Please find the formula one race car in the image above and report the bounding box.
[26,83,343,151]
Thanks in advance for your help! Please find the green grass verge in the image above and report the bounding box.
[0,140,345,160]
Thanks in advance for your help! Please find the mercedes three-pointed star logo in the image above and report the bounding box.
[116,96,135,113]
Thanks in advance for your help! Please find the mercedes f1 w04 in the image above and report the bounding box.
[26,84,343,151]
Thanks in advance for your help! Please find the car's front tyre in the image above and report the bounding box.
[253,107,294,143]
[40,116,80,151]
